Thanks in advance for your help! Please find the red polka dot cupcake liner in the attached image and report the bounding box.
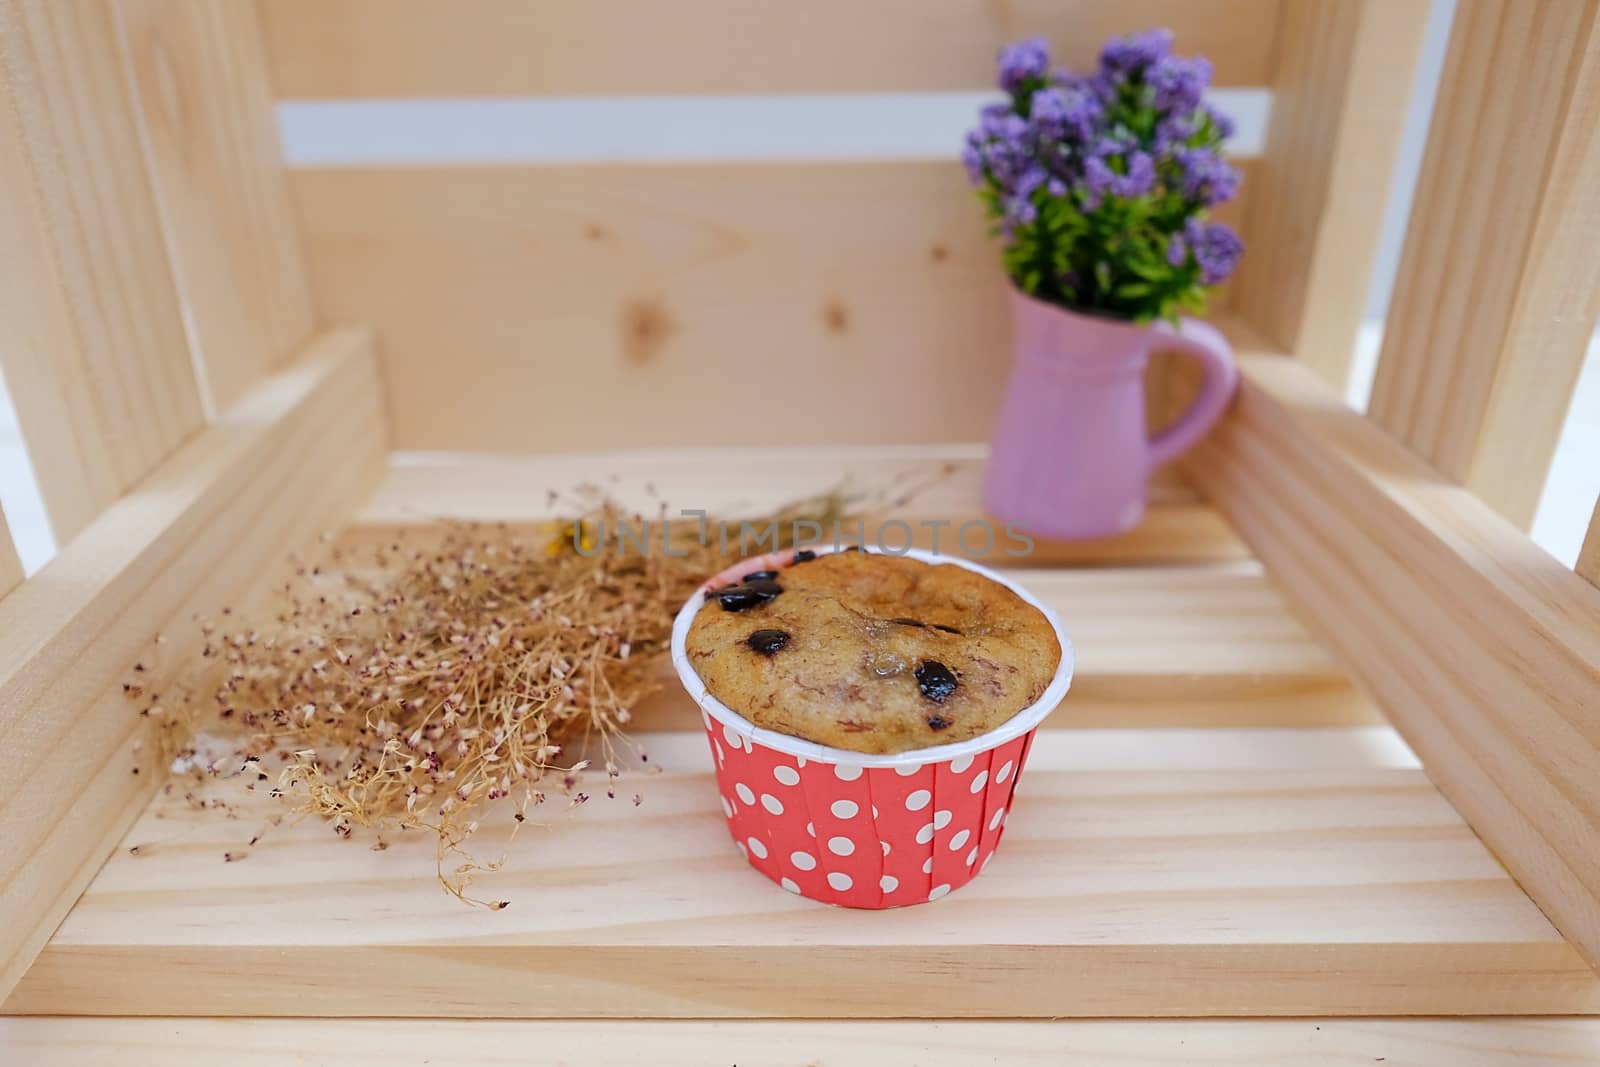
[670,546,1074,908]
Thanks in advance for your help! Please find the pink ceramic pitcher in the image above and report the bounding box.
[983,291,1238,540]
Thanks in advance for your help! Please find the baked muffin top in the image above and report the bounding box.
[683,550,1061,755]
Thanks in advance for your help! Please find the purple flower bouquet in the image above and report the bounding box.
[964,30,1243,323]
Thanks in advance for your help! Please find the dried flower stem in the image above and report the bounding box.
[130,488,870,905]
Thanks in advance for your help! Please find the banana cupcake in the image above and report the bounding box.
[683,549,1062,755]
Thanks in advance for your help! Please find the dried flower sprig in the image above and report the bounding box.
[130,487,868,906]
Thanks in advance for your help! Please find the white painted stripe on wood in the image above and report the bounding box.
[278,89,1270,166]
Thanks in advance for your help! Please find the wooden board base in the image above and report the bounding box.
[9,445,1591,1019]
[6,1016,1600,1066]
[7,729,1596,1018]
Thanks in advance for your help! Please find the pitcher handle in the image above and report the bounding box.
[1147,317,1239,468]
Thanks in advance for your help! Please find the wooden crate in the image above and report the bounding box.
[2,0,1599,1062]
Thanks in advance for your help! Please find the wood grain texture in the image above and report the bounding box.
[349,448,1373,727]
[1368,0,1600,528]
[620,726,1421,773]
[1187,353,1600,972]
[0,0,205,542]
[631,562,1372,731]
[290,162,1255,452]
[1581,497,1600,587]
[0,329,387,1006]
[115,0,318,411]
[353,446,1247,565]
[0,503,20,596]
[258,0,1281,98]
[9,734,1597,1017]
[6,1017,1600,1066]
[1229,0,1429,387]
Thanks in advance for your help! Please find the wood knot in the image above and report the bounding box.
[823,301,850,335]
[621,299,672,364]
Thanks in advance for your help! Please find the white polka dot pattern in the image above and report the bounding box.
[699,699,1037,910]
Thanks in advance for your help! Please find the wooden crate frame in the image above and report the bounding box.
[2,0,1599,1060]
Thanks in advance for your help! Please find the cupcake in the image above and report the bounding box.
[683,550,1061,754]
[670,546,1073,908]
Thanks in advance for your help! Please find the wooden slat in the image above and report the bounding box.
[290,162,1255,452]
[347,506,1247,570]
[114,0,318,411]
[592,564,1372,732]
[1581,497,1600,587]
[353,453,1368,726]
[0,0,205,542]
[0,502,21,596]
[1186,352,1600,971]
[621,727,1421,773]
[624,564,1373,730]
[349,448,1373,727]
[5,1017,1600,1066]
[259,0,1281,98]
[0,329,387,1005]
[352,446,1246,566]
[9,731,1596,1017]
[1228,0,1429,387]
[1368,0,1600,528]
